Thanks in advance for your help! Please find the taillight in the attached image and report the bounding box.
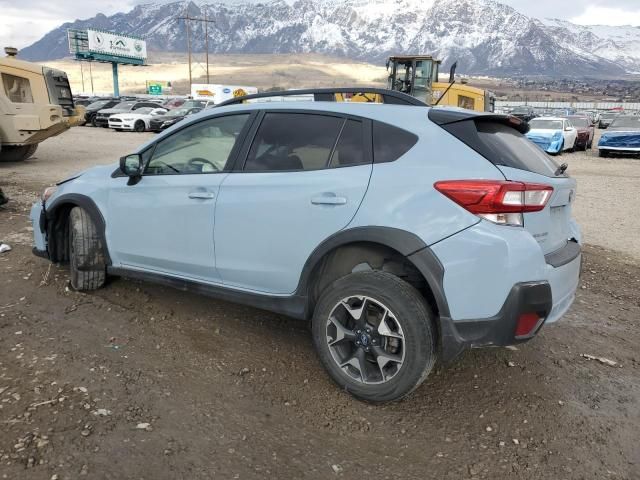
[434,180,553,226]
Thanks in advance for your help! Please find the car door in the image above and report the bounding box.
[106,113,253,282]
[214,111,373,294]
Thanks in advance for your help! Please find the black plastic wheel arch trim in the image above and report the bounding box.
[44,193,112,265]
[294,226,451,319]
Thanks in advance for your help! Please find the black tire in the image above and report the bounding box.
[312,271,436,403]
[91,116,99,127]
[69,207,106,291]
[134,121,146,133]
[0,144,38,162]
[599,149,609,158]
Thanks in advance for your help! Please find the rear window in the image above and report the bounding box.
[475,122,559,176]
[373,121,418,163]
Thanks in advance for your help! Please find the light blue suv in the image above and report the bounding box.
[31,89,582,403]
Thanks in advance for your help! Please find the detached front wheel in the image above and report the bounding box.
[69,207,106,291]
[312,271,436,403]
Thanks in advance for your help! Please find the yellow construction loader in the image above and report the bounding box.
[386,55,495,112]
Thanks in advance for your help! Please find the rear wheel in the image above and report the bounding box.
[134,121,146,133]
[312,271,436,403]
[69,207,106,291]
[0,144,38,162]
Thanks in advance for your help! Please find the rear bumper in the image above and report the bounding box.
[430,221,582,363]
[439,281,552,363]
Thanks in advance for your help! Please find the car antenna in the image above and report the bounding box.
[555,162,568,176]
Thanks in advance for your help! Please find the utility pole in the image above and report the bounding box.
[80,61,85,93]
[205,11,210,83]
[88,61,94,94]
[178,13,215,89]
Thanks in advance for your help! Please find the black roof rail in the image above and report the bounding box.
[214,87,428,108]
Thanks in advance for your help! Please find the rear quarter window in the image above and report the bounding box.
[373,121,418,163]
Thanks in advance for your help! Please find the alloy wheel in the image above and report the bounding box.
[325,296,405,385]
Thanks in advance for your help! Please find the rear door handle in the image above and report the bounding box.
[311,194,347,205]
[188,191,215,200]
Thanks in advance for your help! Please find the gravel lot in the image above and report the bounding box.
[0,126,638,479]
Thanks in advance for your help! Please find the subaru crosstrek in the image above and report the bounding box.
[31,89,582,403]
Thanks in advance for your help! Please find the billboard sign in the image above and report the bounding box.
[87,29,147,61]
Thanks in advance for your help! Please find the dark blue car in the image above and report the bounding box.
[598,116,640,157]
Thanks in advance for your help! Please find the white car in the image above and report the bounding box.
[525,117,578,154]
[108,108,168,132]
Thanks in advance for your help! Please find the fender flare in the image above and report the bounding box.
[295,226,450,318]
[45,193,112,265]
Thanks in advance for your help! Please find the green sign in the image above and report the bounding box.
[146,80,171,95]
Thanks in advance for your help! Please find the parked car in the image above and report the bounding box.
[565,116,594,150]
[148,107,203,132]
[162,98,187,109]
[30,89,582,403]
[84,99,121,127]
[598,112,619,129]
[94,100,167,128]
[526,117,577,154]
[510,106,537,122]
[108,107,168,132]
[182,99,215,110]
[597,115,640,157]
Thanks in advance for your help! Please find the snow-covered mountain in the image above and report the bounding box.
[539,19,640,73]
[19,0,640,76]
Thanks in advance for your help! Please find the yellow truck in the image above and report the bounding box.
[0,47,83,162]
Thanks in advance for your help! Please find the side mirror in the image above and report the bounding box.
[120,154,143,184]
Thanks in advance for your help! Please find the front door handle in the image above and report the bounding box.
[311,193,347,205]
[188,191,215,200]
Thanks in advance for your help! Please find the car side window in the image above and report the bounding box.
[329,119,367,168]
[372,121,418,163]
[145,114,250,175]
[244,113,344,172]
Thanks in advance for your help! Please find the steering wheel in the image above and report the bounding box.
[187,157,219,172]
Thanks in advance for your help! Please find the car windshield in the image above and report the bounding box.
[166,108,190,117]
[529,119,563,130]
[609,116,640,130]
[568,117,589,128]
[182,100,207,109]
[512,107,530,113]
[133,107,154,115]
[601,113,618,119]
[113,101,136,110]
[87,100,110,109]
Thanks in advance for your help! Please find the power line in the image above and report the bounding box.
[177,14,216,87]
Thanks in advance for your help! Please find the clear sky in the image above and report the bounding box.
[1,0,639,50]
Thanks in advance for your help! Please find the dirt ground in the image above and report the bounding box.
[0,126,639,479]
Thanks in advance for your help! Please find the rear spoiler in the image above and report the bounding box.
[428,109,530,134]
